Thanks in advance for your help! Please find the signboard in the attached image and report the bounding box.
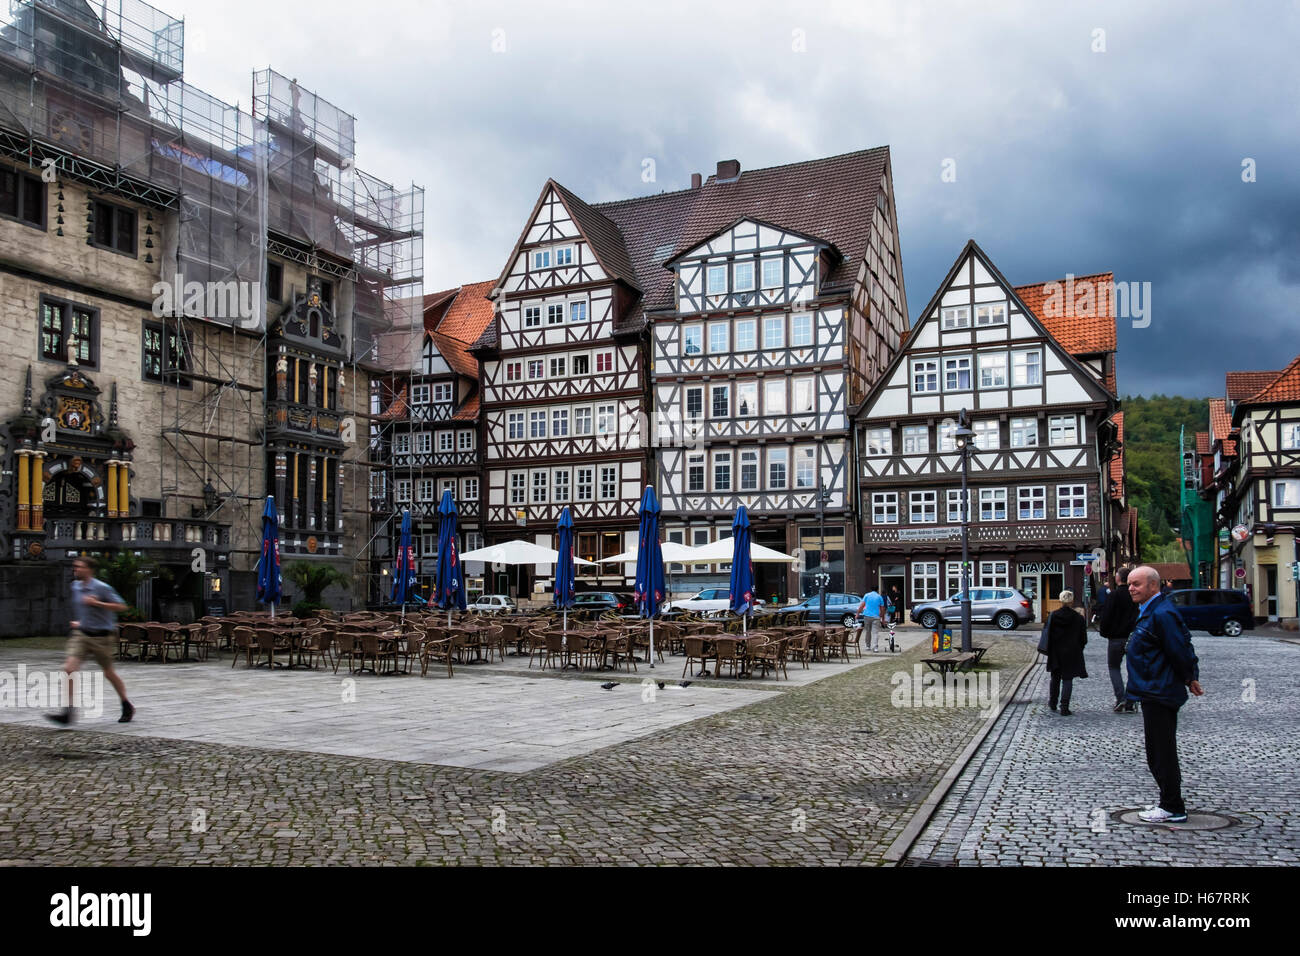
[1069,560,1091,566]
[1231,524,1249,542]
[1018,562,1063,574]
[1234,567,1246,580]
[897,527,962,542]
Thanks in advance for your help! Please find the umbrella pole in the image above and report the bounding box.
[270,602,275,621]
[649,618,654,669]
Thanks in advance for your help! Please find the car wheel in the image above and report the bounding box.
[1223,619,1243,637]
[995,611,1018,631]
[918,610,939,630]
[840,613,856,627]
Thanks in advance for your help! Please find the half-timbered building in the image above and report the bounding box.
[853,241,1121,622]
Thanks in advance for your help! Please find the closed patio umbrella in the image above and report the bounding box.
[434,490,466,627]
[256,495,281,619]
[554,506,576,635]
[728,505,755,636]
[392,508,417,622]
[633,486,665,669]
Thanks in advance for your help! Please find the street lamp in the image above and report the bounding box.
[816,477,832,627]
[952,410,977,654]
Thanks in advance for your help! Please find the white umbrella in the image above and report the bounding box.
[600,542,700,564]
[460,540,598,566]
[677,538,799,563]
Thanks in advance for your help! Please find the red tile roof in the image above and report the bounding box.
[1225,369,1282,401]
[1242,355,1300,404]
[377,384,407,421]
[452,394,479,422]
[1014,272,1117,356]
[429,280,495,378]
[1149,562,1193,584]
[1209,398,1235,456]
[1109,411,1125,500]
[1195,431,1210,455]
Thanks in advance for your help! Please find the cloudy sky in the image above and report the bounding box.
[160,0,1300,398]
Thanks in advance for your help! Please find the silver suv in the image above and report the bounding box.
[911,588,1034,631]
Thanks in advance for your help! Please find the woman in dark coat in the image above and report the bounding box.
[1045,590,1088,715]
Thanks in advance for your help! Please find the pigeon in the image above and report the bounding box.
[600,682,617,690]
[679,681,693,688]
[656,682,665,690]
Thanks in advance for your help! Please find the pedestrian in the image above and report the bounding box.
[888,585,902,625]
[856,587,887,653]
[1044,589,1087,715]
[1098,567,1140,713]
[47,556,134,725]
[1126,565,1203,823]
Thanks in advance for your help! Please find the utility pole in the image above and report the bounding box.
[954,410,976,654]
[816,476,829,627]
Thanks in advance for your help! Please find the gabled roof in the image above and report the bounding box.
[1195,431,1210,455]
[452,394,479,422]
[1225,369,1282,401]
[1014,273,1117,355]
[376,384,407,421]
[594,187,701,311]
[1240,355,1300,405]
[423,280,494,378]
[1209,398,1235,456]
[548,180,640,290]
[422,286,458,313]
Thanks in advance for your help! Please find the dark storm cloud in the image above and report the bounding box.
[166,0,1300,397]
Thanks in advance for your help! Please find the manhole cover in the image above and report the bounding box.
[1114,809,1238,831]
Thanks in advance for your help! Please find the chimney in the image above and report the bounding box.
[690,172,702,189]
[716,159,741,182]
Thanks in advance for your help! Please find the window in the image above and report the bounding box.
[945,562,965,599]
[713,451,732,491]
[736,381,757,417]
[412,384,430,405]
[708,322,728,353]
[395,479,412,503]
[735,319,756,351]
[595,352,613,373]
[533,250,550,269]
[733,260,755,292]
[944,355,972,391]
[510,472,526,505]
[438,431,454,452]
[266,260,283,303]
[574,406,593,435]
[768,448,788,489]
[1283,424,1300,450]
[142,320,189,384]
[872,492,898,524]
[524,306,541,328]
[40,299,96,367]
[979,560,1009,587]
[687,452,705,492]
[0,167,44,227]
[941,306,970,330]
[458,431,474,451]
[91,199,136,255]
[1057,484,1087,518]
[1049,415,1078,446]
[979,352,1007,389]
[562,354,585,377]
[418,478,435,502]
[947,489,965,523]
[791,312,813,347]
[910,491,938,523]
[1273,479,1300,508]
[979,488,1007,521]
[865,428,892,456]
[599,466,617,499]
[1018,486,1046,520]
[711,385,729,419]
[551,408,569,437]
[1012,350,1042,386]
[912,561,940,602]
[974,420,999,449]
[975,302,1006,326]
[902,425,929,454]
[505,361,522,382]
[507,413,524,440]
[527,360,544,380]
[684,388,703,421]
[764,379,786,415]
[761,257,782,289]
[577,467,594,501]
[555,246,573,266]
[529,411,547,439]
[911,358,939,393]
[440,478,456,500]
[394,432,411,456]
[1010,418,1038,447]
[763,316,784,350]
[939,420,957,452]
[683,325,703,355]
[792,378,815,413]
[740,450,759,490]
[532,471,548,504]
[795,447,815,488]
[433,383,452,403]
[569,301,587,323]
[550,356,566,378]
[415,432,432,455]
[707,264,727,295]
[597,404,616,436]
[547,304,564,326]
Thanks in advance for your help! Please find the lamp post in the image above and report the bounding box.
[953,410,977,654]
[816,477,832,627]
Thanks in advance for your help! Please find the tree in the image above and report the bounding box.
[284,560,350,610]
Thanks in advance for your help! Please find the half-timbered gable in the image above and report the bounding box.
[855,240,1119,621]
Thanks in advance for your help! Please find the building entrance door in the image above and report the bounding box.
[879,564,905,624]
[1041,574,1065,619]
[1266,565,1278,620]
[1019,574,1040,621]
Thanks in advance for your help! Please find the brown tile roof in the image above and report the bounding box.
[422,286,458,313]
[1209,398,1235,456]
[595,187,701,315]
[1241,355,1300,404]
[1149,562,1193,584]
[452,394,479,422]
[549,181,641,292]
[1195,431,1210,455]
[431,280,495,377]
[1014,272,1117,356]
[1225,369,1282,401]
[1109,411,1125,500]
[377,384,407,421]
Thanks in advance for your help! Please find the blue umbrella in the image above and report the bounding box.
[634,486,665,668]
[434,490,466,626]
[256,495,281,618]
[391,508,417,618]
[554,505,576,635]
[728,505,755,635]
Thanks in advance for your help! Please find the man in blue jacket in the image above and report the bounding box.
[1126,565,1203,823]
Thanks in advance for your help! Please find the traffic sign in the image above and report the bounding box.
[1234,567,1246,579]
[1075,553,1098,562]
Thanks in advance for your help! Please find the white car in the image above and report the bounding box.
[468,594,517,614]
[662,588,734,614]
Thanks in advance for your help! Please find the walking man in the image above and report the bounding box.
[47,557,135,725]
[1098,567,1140,713]
[1125,565,1202,823]
[857,587,887,653]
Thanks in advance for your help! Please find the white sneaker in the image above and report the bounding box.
[1138,806,1188,823]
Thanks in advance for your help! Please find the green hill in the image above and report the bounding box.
[1121,395,1211,562]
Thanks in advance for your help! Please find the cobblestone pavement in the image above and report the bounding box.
[905,633,1300,866]
[0,632,1031,866]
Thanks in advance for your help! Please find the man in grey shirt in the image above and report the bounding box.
[47,556,134,724]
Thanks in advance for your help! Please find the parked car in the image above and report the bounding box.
[571,591,635,614]
[467,594,517,614]
[1167,588,1254,636]
[790,593,865,627]
[911,588,1033,631]
[661,588,732,614]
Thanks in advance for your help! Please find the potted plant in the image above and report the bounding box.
[284,561,350,618]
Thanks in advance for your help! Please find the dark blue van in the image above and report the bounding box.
[1167,589,1254,636]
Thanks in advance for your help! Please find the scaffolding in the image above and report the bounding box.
[0,1,423,598]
